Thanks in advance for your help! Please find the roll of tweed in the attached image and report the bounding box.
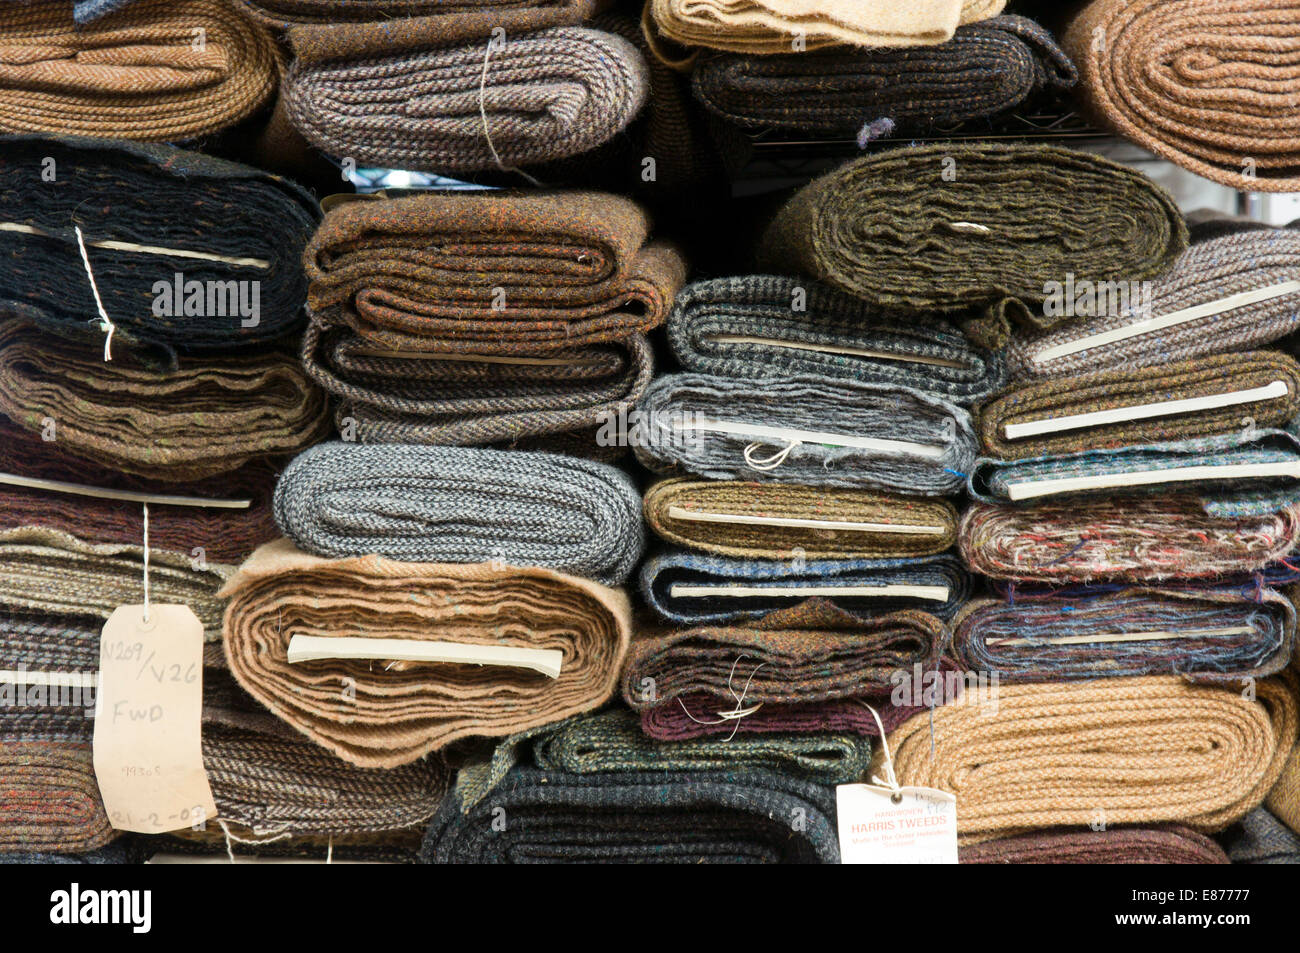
[978,352,1300,461]
[692,16,1075,136]
[1007,223,1300,381]
[650,0,1006,52]
[640,549,968,624]
[422,766,839,863]
[0,319,331,482]
[0,610,98,738]
[632,373,976,495]
[0,740,114,854]
[1225,809,1300,864]
[0,0,279,141]
[0,136,319,365]
[884,674,1299,840]
[241,0,597,28]
[272,442,643,585]
[530,708,872,785]
[221,538,632,768]
[665,275,1005,404]
[952,587,1295,684]
[961,826,1229,864]
[1063,0,1300,192]
[644,478,959,560]
[1269,738,1300,834]
[959,495,1300,584]
[756,142,1187,348]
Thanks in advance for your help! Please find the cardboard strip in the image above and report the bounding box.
[0,222,270,269]
[987,626,1254,648]
[673,418,946,460]
[1006,461,1300,501]
[702,334,970,369]
[668,583,950,601]
[0,473,251,509]
[665,505,947,536]
[285,635,563,679]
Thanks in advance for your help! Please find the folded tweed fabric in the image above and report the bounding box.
[665,275,1005,405]
[1007,223,1300,380]
[242,0,597,28]
[959,495,1300,584]
[1064,0,1300,192]
[757,142,1186,348]
[961,826,1229,864]
[0,0,279,141]
[0,136,319,365]
[952,587,1295,684]
[530,708,871,786]
[1225,809,1300,864]
[644,478,958,560]
[422,766,839,863]
[0,318,331,482]
[632,373,976,494]
[650,0,1006,52]
[0,740,114,854]
[978,352,1300,460]
[884,674,1299,840]
[0,610,99,738]
[692,16,1075,136]
[273,442,643,585]
[221,538,631,768]
[640,550,968,623]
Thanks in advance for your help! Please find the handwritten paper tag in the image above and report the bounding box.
[93,605,216,834]
[836,784,958,864]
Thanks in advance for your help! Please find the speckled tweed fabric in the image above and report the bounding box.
[644,478,959,560]
[959,494,1300,584]
[273,442,644,585]
[692,16,1075,137]
[1007,222,1300,380]
[951,586,1295,684]
[0,0,279,141]
[1224,809,1300,863]
[883,674,1299,842]
[0,740,114,854]
[0,318,331,482]
[0,136,319,366]
[639,549,968,623]
[1063,0,1300,192]
[962,826,1229,864]
[422,766,839,863]
[0,610,99,737]
[221,538,632,768]
[241,0,599,28]
[633,373,976,494]
[1269,737,1300,834]
[977,352,1300,460]
[756,142,1186,349]
[665,275,1005,405]
[73,0,140,23]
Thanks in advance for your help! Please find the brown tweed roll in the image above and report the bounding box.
[0,0,279,141]
[643,478,958,560]
[978,352,1300,461]
[221,538,632,768]
[0,741,114,854]
[961,826,1229,864]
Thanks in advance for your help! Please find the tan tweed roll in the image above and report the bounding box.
[1269,738,1300,835]
[221,539,632,768]
[643,477,957,559]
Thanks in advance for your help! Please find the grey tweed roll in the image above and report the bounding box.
[273,442,644,586]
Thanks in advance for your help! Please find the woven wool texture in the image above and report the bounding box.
[665,275,1006,405]
[0,741,114,854]
[273,442,644,585]
[1007,222,1300,380]
[961,826,1229,864]
[1063,0,1300,192]
[644,478,959,560]
[1269,738,1300,835]
[883,674,1299,842]
[951,587,1295,684]
[633,373,976,494]
[650,0,1005,52]
[639,549,969,624]
[221,538,631,769]
[0,0,279,141]
[959,494,1300,584]
[0,135,319,366]
[0,610,99,738]
[756,142,1187,349]
[422,766,840,863]
[692,16,1075,136]
[241,0,599,28]
[978,352,1300,460]
[73,0,140,23]
[1225,809,1300,864]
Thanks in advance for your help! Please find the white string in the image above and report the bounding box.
[674,655,766,741]
[218,818,294,863]
[857,700,902,799]
[74,225,115,362]
[142,502,150,624]
[477,35,543,188]
[744,440,799,472]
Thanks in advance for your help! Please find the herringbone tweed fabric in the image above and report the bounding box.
[962,826,1228,864]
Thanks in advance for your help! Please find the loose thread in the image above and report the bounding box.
[478,37,544,188]
[744,440,798,472]
[675,655,766,742]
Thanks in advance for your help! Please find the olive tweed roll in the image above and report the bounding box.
[644,478,959,560]
[422,766,839,863]
[0,740,114,854]
[962,826,1229,864]
[0,136,319,364]
[665,275,1005,404]
[977,352,1300,460]
[632,373,976,495]
[272,442,643,585]
[640,550,968,624]
[221,538,631,769]
[692,16,1075,137]
[757,142,1186,348]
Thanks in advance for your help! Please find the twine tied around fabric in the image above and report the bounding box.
[477,32,544,188]
[74,226,115,362]
[676,655,766,741]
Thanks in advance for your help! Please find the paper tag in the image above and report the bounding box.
[836,784,958,864]
[92,605,217,834]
